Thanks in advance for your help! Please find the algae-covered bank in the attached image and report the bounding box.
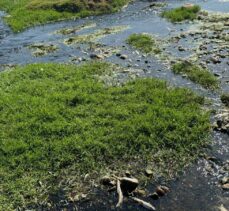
[0,62,210,209]
[0,0,130,32]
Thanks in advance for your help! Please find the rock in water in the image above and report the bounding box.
[90,53,104,60]
[120,177,139,194]
[210,56,221,64]
[178,46,186,51]
[120,54,128,60]
[155,186,166,196]
[160,185,170,193]
[221,176,229,184]
[222,183,229,190]
[149,192,159,200]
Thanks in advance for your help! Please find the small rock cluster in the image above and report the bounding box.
[163,11,229,78]
[213,110,229,134]
[89,46,120,60]
[218,160,229,191]
[116,52,128,60]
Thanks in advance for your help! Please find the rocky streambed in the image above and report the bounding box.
[0,0,228,210]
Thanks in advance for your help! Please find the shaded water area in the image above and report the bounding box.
[0,0,229,210]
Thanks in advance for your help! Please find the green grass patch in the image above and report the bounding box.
[126,33,161,54]
[221,93,229,107]
[162,5,201,22]
[172,61,218,90]
[0,0,129,32]
[0,62,210,209]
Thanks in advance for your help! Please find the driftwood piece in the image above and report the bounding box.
[119,177,139,184]
[111,176,139,194]
[116,180,124,208]
[131,197,156,211]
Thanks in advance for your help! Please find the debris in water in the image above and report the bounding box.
[116,179,124,208]
[131,197,156,210]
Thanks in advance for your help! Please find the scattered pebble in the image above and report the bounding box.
[145,168,153,176]
[120,54,128,60]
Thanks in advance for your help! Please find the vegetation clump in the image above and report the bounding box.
[162,5,201,22]
[56,22,96,35]
[0,62,210,209]
[0,0,129,32]
[27,0,127,13]
[172,61,218,90]
[29,43,59,57]
[221,93,229,107]
[64,26,128,45]
[126,33,161,54]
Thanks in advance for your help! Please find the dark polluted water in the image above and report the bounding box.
[0,0,229,210]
